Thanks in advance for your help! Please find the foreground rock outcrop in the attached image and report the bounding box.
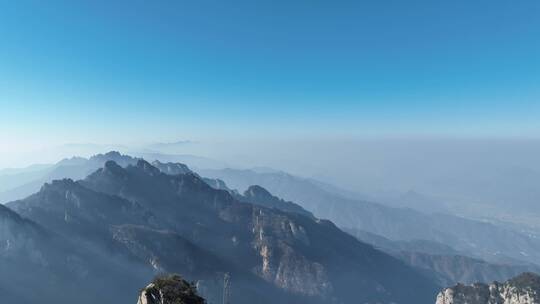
[138,274,206,304]
[435,272,540,304]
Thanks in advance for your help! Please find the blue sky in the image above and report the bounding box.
[0,0,539,149]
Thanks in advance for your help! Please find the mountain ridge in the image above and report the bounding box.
[199,167,540,267]
[4,158,440,303]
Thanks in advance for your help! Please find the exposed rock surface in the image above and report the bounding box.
[5,156,439,304]
[138,274,206,304]
[435,272,540,304]
[151,160,193,176]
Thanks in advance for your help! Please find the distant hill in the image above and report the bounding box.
[0,151,138,203]
[348,228,540,287]
[199,167,540,267]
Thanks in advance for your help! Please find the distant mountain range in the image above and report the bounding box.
[2,151,540,303]
[2,154,439,304]
[199,167,540,267]
[0,151,227,204]
[352,229,540,286]
[0,151,138,204]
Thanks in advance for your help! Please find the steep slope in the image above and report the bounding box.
[78,159,439,304]
[1,202,151,304]
[0,204,51,304]
[6,178,244,303]
[239,185,314,218]
[199,168,540,266]
[8,179,155,242]
[8,155,540,267]
[435,272,540,304]
[3,159,439,303]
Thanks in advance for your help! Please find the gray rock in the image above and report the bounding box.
[435,272,540,304]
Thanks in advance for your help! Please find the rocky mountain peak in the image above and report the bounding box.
[3,152,442,304]
[0,203,22,222]
[40,178,79,193]
[435,272,540,304]
[242,185,314,218]
[137,274,206,304]
[103,160,126,177]
[136,159,161,176]
[95,151,122,159]
[507,272,540,290]
[244,185,273,200]
[56,156,88,166]
[151,160,193,176]
[90,151,137,167]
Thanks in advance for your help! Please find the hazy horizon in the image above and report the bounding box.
[1,1,539,154]
[1,0,539,229]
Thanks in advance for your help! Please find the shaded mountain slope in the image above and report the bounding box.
[240,185,314,218]
[1,158,440,303]
[77,159,439,304]
[199,168,540,266]
[7,174,293,304]
[349,227,540,287]
[1,201,152,304]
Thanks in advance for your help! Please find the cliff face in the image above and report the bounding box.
[79,159,439,303]
[435,273,540,304]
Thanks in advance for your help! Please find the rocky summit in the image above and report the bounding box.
[138,274,206,304]
[435,272,540,304]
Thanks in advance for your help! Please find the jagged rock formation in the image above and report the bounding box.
[151,160,193,176]
[435,272,540,304]
[240,185,314,218]
[151,160,232,193]
[4,156,440,304]
[137,274,206,304]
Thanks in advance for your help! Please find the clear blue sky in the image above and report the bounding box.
[0,0,539,147]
